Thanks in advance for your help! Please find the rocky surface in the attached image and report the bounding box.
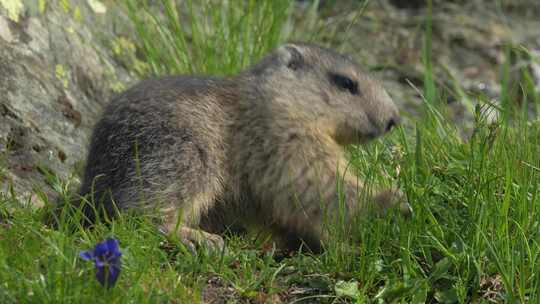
[1,0,539,203]
[305,0,540,126]
[0,0,136,202]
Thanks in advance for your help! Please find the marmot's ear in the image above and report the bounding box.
[277,44,304,70]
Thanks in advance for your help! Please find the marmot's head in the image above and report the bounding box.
[248,43,400,145]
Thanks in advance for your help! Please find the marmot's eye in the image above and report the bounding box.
[329,73,359,95]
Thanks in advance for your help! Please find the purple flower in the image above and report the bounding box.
[80,238,122,288]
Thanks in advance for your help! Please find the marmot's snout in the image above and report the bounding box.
[386,118,397,132]
[376,89,401,135]
[385,114,400,133]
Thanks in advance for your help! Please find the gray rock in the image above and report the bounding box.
[0,0,135,203]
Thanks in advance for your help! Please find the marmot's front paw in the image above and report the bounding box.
[374,188,411,217]
[161,226,225,254]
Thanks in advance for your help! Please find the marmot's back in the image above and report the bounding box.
[79,76,235,220]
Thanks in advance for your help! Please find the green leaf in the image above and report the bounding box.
[335,280,360,300]
[409,280,429,304]
[429,257,453,282]
[434,288,459,304]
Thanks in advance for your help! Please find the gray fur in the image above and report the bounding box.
[78,43,401,252]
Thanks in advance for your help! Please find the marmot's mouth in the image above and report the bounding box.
[355,130,379,144]
[363,131,379,141]
[335,126,379,145]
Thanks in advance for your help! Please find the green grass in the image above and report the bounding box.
[1,1,540,303]
[125,0,291,76]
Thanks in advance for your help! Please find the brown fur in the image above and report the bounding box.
[78,43,402,252]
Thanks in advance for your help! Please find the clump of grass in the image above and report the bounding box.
[126,0,291,76]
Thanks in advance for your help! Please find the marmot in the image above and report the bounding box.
[78,43,403,253]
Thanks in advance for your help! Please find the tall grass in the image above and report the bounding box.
[126,0,291,76]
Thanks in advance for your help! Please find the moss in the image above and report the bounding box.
[55,64,69,89]
[110,81,125,93]
[73,5,82,21]
[111,37,150,76]
[60,0,69,13]
[87,0,106,14]
[38,0,46,14]
[0,0,23,22]
[104,64,126,93]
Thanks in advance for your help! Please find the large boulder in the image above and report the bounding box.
[0,0,136,202]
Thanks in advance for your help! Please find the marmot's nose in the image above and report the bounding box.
[385,116,400,132]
